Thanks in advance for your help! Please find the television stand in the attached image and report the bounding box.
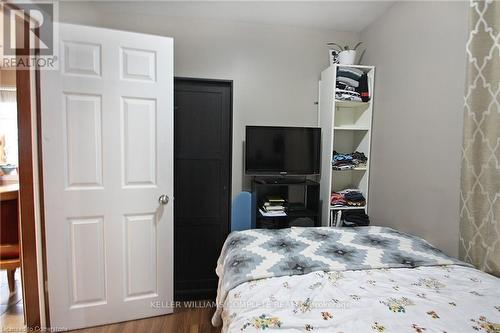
[251,178,320,229]
[254,177,307,185]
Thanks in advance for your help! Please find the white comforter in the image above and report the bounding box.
[221,265,500,333]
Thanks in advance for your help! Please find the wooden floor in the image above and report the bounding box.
[72,304,221,333]
[0,270,220,333]
[0,270,24,330]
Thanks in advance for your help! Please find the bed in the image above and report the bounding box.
[212,226,500,332]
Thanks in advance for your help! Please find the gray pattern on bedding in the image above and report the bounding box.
[212,226,467,326]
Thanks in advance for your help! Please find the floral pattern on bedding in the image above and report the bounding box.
[241,315,282,331]
[221,265,500,332]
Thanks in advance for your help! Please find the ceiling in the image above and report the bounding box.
[66,1,396,32]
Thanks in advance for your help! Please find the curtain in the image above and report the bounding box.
[0,90,17,103]
[0,89,18,165]
[459,0,500,276]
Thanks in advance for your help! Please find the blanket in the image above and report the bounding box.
[221,265,500,332]
[212,226,467,326]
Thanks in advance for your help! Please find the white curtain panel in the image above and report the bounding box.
[0,89,18,165]
[459,0,500,276]
[0,90,17,103]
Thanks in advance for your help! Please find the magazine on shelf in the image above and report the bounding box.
[259,208,287,217]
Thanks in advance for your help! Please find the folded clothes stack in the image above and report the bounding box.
[342,210,370,227]
[330,189,366,207]
[344,190,366,206]
[335,67,370,102]
[330,192,346,207]
[332,151,368,170]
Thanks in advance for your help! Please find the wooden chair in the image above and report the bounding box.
[0,185,21,293]
[0,246,20,292]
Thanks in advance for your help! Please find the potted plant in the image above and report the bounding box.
[327,42,365,65]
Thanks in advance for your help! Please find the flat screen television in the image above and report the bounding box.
[245,126,321,175]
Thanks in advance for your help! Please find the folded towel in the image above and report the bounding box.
[337,76,359,88]
[338,67,363,80]
[336,82,356,92]
[336,92,362,102]
[338,66,364,78]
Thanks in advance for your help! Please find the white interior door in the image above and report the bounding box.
[41,23,173,330]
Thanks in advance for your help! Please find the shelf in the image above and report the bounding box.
[253,179,319,186]
[288,209,319,217]
[334,100,370,108]
[319,64,374,227]
[332,167,367,171]
[330,206,366,211]
[252,178,321,228]
[333,126,370,131]
[334,64,374,73]
[258,209,319,219]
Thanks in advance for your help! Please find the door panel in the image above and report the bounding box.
[64,93,103,189]
[123,214,157,300]
[121,97,157,187]
[120,47,156,82]
[69,217,106,308]
[175,160,222,218]
[42,24,173,330]
[174,79,232,300]
[62,41,101,77]
[175,91,223,154]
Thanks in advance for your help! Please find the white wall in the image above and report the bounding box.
[58,2,469,256]
[361,1,469,256]
[59,2,360,197]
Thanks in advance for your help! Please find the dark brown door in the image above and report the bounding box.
[174,78,232,300]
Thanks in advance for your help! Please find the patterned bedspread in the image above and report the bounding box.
[221,265,500,332]
[212,226,468,326]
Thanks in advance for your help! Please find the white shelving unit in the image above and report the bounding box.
[318,64,375,227]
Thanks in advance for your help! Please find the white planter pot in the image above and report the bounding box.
[338,50,357,65]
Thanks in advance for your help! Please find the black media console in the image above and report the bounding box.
[251,177,320,229]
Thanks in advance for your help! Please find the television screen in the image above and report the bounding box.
[245,126,321,175]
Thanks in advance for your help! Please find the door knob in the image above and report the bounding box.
[159,194,169,205]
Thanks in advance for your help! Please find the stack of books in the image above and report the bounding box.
[259,195,287,217]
